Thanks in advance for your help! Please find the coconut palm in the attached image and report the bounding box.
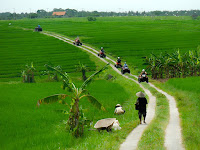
[37,63,109,137]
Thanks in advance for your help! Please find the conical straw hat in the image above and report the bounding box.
[116,104,121,107]
[94,118,116,128]
[136,91,146,97]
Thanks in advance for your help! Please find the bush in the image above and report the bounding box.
[191,14,198,20]
[87,16,96,21]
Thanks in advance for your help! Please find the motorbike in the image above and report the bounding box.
[115,62,122,68]
[35,27,42,32]
[138,74,148,83]
[97,51,106,58]
[73,40,82,46]
[121,66,130,74]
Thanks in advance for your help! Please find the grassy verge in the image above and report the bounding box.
[152,76,200,150]
[137,83,169,150]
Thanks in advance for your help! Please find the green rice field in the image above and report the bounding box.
[0,25,96,78]
[0,16,200,149]
[4,16,200,71]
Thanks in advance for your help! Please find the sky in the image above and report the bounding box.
[1,0,200,13]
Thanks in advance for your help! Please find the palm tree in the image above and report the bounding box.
[37,63,109,137]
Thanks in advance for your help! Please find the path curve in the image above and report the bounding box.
[41,31,184,150]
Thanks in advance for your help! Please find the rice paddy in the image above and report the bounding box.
[0,16,200,149]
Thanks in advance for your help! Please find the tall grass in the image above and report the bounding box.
[153,76,200,150]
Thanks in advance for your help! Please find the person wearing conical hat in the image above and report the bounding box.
[114,104,125,115]
[135,91,148,124]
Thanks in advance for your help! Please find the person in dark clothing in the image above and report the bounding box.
[117,57,121,63]
[136,91,148,124]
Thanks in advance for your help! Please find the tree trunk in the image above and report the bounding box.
[68,99,83,137]
[82,69,87,81]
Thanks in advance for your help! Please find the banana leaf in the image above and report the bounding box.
[80,95,106,111]
[81,63,109,89]
[37,94,68,107]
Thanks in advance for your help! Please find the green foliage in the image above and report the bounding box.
[37,94,69,107]
[42,64,62,81]
[22,62,36,83]
[191,14,198,20]
[87,16,96,21]
[38,63,109,137]
[75,62,87,81]
[145,49,200,79]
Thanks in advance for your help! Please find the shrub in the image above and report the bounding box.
[87,17,96,21]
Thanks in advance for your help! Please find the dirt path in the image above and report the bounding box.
[148,83,185,150]
[41,32,184,150]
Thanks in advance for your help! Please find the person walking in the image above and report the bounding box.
[135,91,148,124]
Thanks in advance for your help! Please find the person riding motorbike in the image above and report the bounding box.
[138,69,148,83]
[123,62,128,68]
[115,57,122,68]
[100,47,104,54]
[75,37,80,43]
[140,69,147,76]
[117,57,121,63]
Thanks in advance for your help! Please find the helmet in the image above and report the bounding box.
[118,57,120,59]
[142,69,145,72]
[101,47,103,49]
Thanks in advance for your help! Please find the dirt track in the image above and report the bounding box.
[41,32,184,150]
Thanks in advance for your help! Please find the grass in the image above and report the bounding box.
[0,65,143,149]
[1,16,200,149]
[153,76,200,150]
[0,25,96,79]
[137,83,169,150]
[3,16,200,74]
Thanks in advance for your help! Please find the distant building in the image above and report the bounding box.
[52,11,66,16]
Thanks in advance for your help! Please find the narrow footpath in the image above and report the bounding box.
[41,31,184,150]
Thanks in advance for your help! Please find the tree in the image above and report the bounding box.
[37,63,109,137]
[29,13,38,19]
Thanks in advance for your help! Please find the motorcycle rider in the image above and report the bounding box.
[140,69,147,76]
[123,62,128,68]
[75,37,80,43]
[117,57,121,64]
[100,47,104,53]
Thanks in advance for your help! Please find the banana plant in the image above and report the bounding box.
[75,62,87,81]
[37,63,109,137]
[22,62,36,83]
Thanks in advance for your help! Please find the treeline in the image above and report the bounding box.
[145,47,200,79]
[0,8,200,20]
